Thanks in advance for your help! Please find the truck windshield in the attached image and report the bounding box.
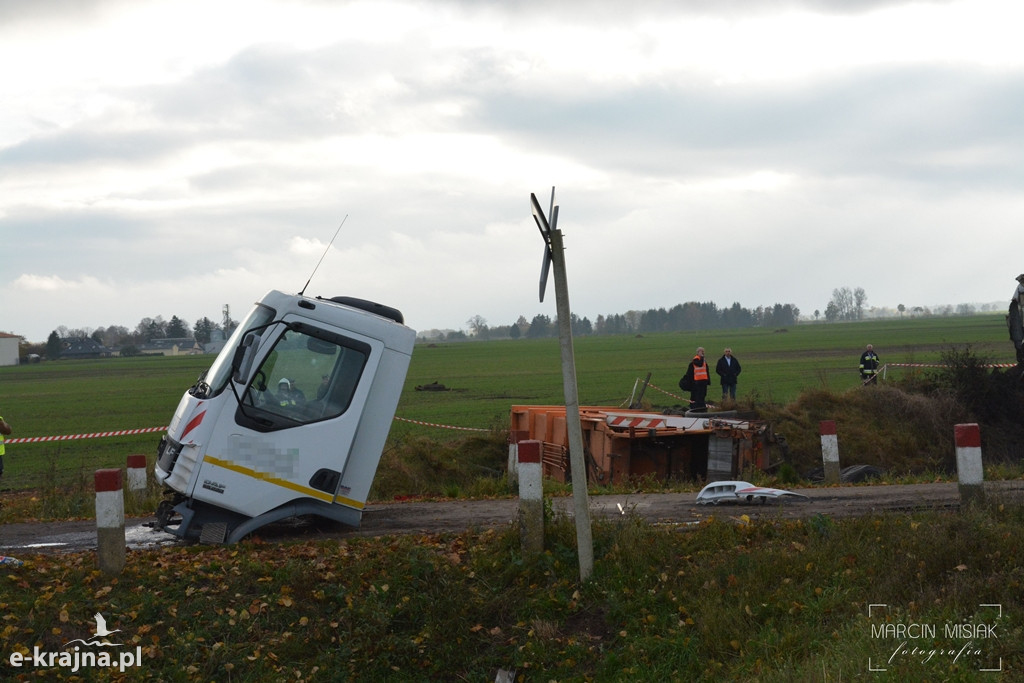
[204,304,277,397]
[238,327,370,428]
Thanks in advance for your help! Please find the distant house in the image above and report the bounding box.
[59,337,112,359]
[139,338,204,356]
[0,332,19,366]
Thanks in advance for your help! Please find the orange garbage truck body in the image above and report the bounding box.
[509,406,774,485]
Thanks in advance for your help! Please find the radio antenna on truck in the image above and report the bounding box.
[299,215,348,296]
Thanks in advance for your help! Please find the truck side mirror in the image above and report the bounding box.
[231,332,260,384]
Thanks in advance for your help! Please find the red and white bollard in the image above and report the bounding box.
[95,468,126,575]
[820,420,840,485]
[517,439,544,555]
[127,454,147,498]
[954,423,985,504]
[507,430,530,485]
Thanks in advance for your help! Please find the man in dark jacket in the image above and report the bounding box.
[715,348,742,401]
[859,344,880,384]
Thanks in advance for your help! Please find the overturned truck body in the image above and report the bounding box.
[509,405,777,484]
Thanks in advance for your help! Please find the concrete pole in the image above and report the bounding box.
[517,440,544,556]
[126,454,147,498]
[954,423,985,505]
[95,468,125,575]
[820,420,840,485]
[549,228,594,582]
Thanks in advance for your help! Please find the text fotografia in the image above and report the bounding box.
[867,604,1003,673]
[9,646,144,674]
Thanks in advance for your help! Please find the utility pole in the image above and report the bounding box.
[532,188,594,581]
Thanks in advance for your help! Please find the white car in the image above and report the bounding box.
[696,480,809,505]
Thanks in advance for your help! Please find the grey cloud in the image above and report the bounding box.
[463,66,1024,189]
[140,41,442,140]
[0,129,182,167]
[431,0,953,20]
[0,0,113,25]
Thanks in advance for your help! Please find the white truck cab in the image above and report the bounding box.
[154,290,415,543]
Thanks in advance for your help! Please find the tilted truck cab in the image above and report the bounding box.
[154,290,415,543]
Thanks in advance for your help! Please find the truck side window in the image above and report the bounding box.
[240,326,370,429]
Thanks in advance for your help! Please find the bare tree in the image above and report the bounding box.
[830,287,853,320]
[466,315,488,338]
[854,287,867,320]
[136,316,167,341]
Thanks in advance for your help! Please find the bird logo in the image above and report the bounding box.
[93,613,121,639]
[63,612,123,648]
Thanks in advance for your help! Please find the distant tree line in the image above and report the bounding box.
[23,306,240,359]
[47,308,238,346]
[424,301,802,341]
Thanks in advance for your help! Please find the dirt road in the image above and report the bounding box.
[2,481,1021,555]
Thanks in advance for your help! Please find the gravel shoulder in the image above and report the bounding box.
[3,481,1022,556]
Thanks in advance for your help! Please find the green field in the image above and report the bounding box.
[0,314,1013,491]
[2,315,1023,680]
[395,313,1012,434]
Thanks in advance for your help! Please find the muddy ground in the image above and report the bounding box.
[3,481,1023,556]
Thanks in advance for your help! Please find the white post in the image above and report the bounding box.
[517,440,544,556]
[549,228,594,582]
[820,420,840,485]
[95,469,125,575]
[954,423,984,504]
[126,454,147,498]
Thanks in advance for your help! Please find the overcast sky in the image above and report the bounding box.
[2,0,1022,343]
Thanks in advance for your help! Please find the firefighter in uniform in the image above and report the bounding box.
[1008,274,1024,364]
[859,344,881,384]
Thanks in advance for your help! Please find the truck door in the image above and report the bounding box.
[224,319,380,505]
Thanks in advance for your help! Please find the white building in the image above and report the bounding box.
[0,332,20,366]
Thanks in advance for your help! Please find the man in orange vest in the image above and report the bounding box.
[683,347,712,412]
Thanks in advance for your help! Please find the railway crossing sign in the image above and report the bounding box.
[527,186,594,581]
[531,188,558,302]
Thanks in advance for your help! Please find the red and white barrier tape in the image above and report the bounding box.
[4,415,489,445]
[6,426,168,444]
[393,417,488,432]
[645,381,691,404]
[885,363,1017,369]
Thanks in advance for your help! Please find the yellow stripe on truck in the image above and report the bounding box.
[204,455,364,509]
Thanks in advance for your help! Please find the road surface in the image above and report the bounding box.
[2,481,1021,555]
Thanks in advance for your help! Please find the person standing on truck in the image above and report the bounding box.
[681,347,712,411]
[1008,274,1024,364]
[1013,274,1024,307]
[715,348,742,401]
[859,344,881,384]
[0,413,11,478]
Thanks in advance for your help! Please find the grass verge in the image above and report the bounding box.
[2,501,1022,681]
